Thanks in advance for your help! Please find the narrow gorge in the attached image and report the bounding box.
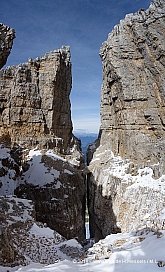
[0,0,165,268]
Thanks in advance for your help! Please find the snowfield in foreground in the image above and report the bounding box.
[1,227,165,272]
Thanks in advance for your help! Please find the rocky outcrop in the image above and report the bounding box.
[87,0,165,242]
[15,148,85,242]
[0,144,85,242]
[0,46,73,151]
[0,23,15,69]
[0,196,35,266]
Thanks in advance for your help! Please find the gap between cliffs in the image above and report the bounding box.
[77,133,99,245]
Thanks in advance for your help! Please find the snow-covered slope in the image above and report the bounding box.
[1,219,165,271]
[87,144,165,241]
[0,145,21,195]
[1,195,164,271]
[0,144,83,195]
[0,195,84,268]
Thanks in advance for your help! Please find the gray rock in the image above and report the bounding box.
[0,46,73,151]
[87,0,165,242]
[0,196,84,266]
[99,0,165,175]
[0,23,15,69]
[0,29,85,244]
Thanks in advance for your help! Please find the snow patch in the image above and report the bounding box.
[22,149,60,187]
[46,149,66,162]
[30,223,55,238]
[64,169,73,175]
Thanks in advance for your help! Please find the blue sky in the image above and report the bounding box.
[0,0,151,133]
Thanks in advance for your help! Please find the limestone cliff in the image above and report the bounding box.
[0,23,15,69]
[0,46,73,151]
[99,0,165,175]
[0,26,85,244]
[88,0,165,242]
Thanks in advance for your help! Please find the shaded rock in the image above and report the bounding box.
[0,196,84,267]
[0,23,15,69]
[15,148,86,242]
[0,142,85,242]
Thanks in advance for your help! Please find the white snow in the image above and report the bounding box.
[59,239,82,249]
[30,223,55,238]
[0,145,10,158]
[55,180,62,189]
[0,173,17,195]
[2,196,35,226]
[1,228,165,271]
[22,149,60,187]
[0,146,19,195]
[64,169,73,175]
[46,149,66,162]
[64,194,69,198]
[91,148,165,197]
[0,146,78,194]
[68,157,79,166]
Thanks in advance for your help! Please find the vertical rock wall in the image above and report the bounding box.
[0,46,73,150]
[88,0,165,242]
[99,0,165,175]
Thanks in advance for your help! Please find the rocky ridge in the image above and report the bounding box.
[87,0,165,242]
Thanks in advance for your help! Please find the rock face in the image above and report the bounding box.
[0,23,15,69]
[87,0,165,242]
[15,148,85,242]
[0,25,85,245]
[100,0,165,176]
[0,196,36,266]
[0,46,73,151]
[0,144,85,242]
[87,147,165,242]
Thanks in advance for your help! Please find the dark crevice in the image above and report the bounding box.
[85,135,121,243]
